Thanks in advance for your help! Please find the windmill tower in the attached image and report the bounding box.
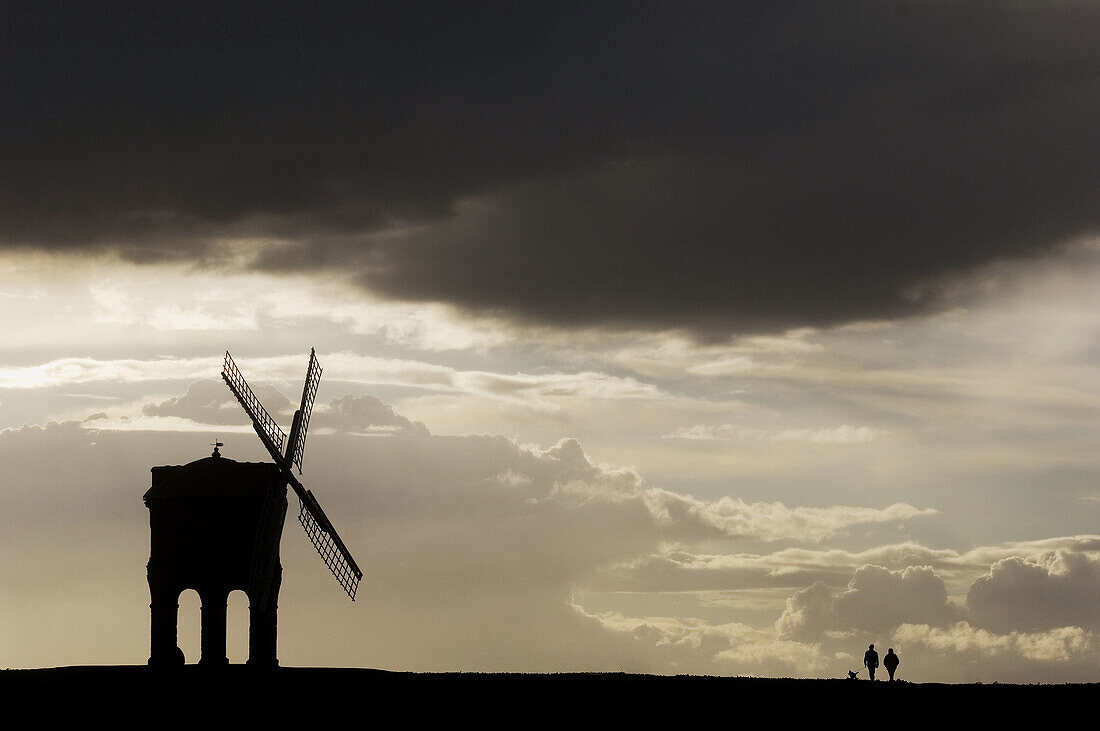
[145,349,362,667]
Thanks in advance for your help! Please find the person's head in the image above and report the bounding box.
[869,644,874,650]
[888,648,894,653]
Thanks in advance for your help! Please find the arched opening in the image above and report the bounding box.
[177,589,202,664]
[227,590,250,664]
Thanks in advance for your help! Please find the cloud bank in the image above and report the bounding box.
[8,391,1100,681]
[3,2,1099,334]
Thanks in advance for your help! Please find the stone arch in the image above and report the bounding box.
[177,588,202,664]
[227,589,250,663]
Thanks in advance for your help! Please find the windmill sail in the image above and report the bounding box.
[222,350,363,601]
[222,352,287,456]
[284,347,321,474]
[288,472,362,600]
[247,480,289,610]
[298,489,361,599]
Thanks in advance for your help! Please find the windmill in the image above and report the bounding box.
[221,348,363,601]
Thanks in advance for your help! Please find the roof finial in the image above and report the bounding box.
[211,440,223,458]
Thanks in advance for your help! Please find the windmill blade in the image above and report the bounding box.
[284,348,322,474]
[255,451,364,601]
[222,349,362,601]
[296,486,363,600]
[221,351,287,460]
[247,482,289,611]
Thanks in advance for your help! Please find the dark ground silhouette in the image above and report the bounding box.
[1,666,1094,722]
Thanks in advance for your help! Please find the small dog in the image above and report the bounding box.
[847,670,860,680]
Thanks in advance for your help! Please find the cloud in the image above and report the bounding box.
[895,622,1092,665]
[640,493,934,543]
[588,542,963,594]
[736,557,1100,681]
[90,284,258,331]
[967,550,1100,633]
[0,353,664,410]
[314,395,429,437]
[581,610,834,677]
[776,565,959,641]
[0,356,219,389]
[664,424,886,444]
[140,383,429,437]
[3,3,1099,334]
[4,412,1100,680]
[751,546,1100,680]
[141,379,293,425]
[586,538,1100,598]
[0,411,933,671]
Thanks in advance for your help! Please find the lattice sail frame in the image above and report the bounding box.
[222,350,362,601]
[299,491,361,599]
[222,352,286,456]
[286,348,321,474]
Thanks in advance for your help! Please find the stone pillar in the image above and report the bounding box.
[247,565,281,668]
[199,587,229,666]
[148,571,183,667]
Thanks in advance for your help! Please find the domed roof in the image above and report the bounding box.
[144,454,284,502]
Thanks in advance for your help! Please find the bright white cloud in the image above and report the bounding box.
[968,550,1100,633]
[895,622,1092,664]
[664,424,886,444]
[640,492,933,543]
[776,565,958,641]
[0,356,219,389]
[90,284,260,331]
[0,354,665,411]
[580,608,833,677]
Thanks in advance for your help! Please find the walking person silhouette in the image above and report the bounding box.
[864,644,879,681]
[883,648,899,681]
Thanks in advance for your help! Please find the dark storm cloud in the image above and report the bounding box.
[3,1,1099,333]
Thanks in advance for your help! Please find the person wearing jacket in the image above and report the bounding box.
[864,644,879,680]
[883,648,900,681]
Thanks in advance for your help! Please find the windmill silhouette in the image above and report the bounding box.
[145,349,361,667]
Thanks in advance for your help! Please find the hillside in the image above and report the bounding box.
[2,666,1092,722]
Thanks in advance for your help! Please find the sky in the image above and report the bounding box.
[2,1,1100,682]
